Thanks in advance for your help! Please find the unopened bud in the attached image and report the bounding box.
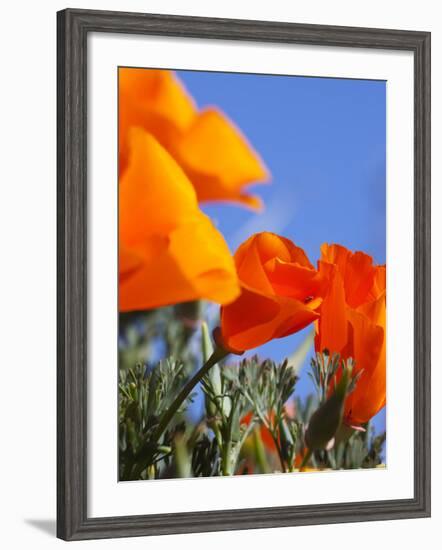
[305,362,353,451]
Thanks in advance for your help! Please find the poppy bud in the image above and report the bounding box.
[305,363,352,451]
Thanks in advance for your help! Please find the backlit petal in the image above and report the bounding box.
[221,287,319,352]
[119,68,269,209]
[344,301,386,424]
[119,68,197,174]
[119,130,240,311]
[119,129,198,245]
[119,218,240,311]
[344,251,376,308]
[315,261,348,354]
[266,258,326,301]
[174,108,269,208]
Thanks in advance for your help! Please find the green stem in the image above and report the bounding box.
[152,347,229,443]
[299,448,313,472]
[221,439,232,476]
[253,428,271,474]
[221,393,239,476]
[270,430,287,473]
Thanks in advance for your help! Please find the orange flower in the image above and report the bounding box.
[119,68,269,209]
[315,244,386,426]
[119,128,240,312]
[218,232,326,353]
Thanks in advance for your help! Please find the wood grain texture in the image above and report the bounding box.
[56,8,431,541]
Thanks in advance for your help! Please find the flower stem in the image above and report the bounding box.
[152,346,229,443]
[268,428,287,473]
[299,448,312,472]
[253,428,271,474]
[221,438,233,476]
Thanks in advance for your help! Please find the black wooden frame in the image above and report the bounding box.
[57,8,431,541]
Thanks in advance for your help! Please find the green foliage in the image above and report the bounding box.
[232,356,301,472]
[119,359,194,480]
[118,305,386,480]
[201,356,299,476]
[119,303,203,372]
[300,352,385,469]
[305,355,355,451]
[309,425,386,470]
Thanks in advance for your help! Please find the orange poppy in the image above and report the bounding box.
[315,243,386,427]
[119,128,240,312]
[218,232,326,353]
[119,68,269,209]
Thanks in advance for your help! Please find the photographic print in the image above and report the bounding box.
[118,67,386,481]
[57,9,431,539]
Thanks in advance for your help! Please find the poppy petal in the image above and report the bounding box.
[344,301,386,424]
[266,258,326,301]
[234,235,275,295]
[344,251,377,308]
[315,261,348,354]
[221,287,319,352]
[119,68,196,172]
[174,108,269,208]
[119,129,198,245]
[119,130,239,311]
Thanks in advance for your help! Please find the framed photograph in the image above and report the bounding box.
[57,8,431,541]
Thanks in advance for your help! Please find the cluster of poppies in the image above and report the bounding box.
[219,233,386,428]
[119,68,386,431]
[119,68,268,311]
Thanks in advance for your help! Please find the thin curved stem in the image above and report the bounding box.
[152,347,229,443]
[299,448,313,472]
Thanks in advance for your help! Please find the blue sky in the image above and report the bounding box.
[177,69,386,435]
